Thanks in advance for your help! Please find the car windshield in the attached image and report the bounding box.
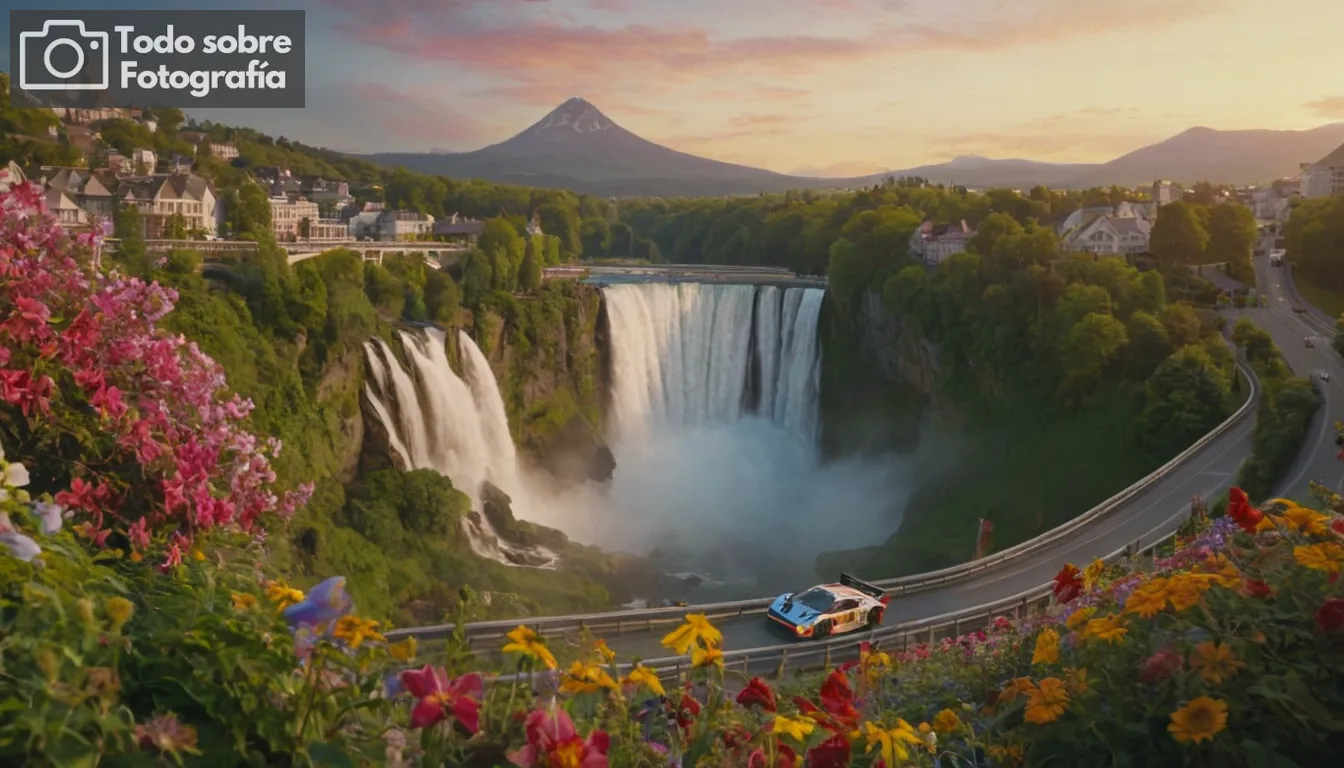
[791,588,834,612]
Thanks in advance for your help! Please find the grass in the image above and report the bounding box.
[1293,272,1344,321]
[825,386,1163,579]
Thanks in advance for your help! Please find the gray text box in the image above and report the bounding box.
[9,10,305,109]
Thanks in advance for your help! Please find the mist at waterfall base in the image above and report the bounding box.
[365,282,911,598]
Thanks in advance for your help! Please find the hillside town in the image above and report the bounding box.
[3,102,1343,277]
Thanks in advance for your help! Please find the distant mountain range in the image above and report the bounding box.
[360,98,1344,197]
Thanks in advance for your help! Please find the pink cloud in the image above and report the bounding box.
[1304,97,1344,119]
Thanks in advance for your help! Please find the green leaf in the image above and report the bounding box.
[1242,739,1304,768]
[307,741,357,768]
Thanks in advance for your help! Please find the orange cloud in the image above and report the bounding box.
[1304,97,1344,119]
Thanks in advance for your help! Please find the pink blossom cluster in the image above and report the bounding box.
[0,183,311,567]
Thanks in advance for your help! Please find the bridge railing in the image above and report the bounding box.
[387,359,1256,648]
[478,508,1190,685]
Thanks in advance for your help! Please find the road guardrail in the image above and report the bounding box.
[477,507,1191,685]
[388,358,1256,648]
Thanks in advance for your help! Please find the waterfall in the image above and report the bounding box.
[604,282,824,444]
[362,328,555,568]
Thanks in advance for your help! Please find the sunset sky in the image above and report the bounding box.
[7,0,1344,175]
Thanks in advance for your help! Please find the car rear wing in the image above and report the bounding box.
[840,572,885,600]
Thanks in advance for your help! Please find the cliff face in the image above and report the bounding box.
[472,282,614,486]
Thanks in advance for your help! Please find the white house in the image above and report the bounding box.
[116,173,220,238]
[1063,215,1152,255]
[269,195,320,241]
[208,143,239,161]
[1301,142,1344,199]
[1152,180,1184,206]
[131,148,157,173]
[909,220,974,265]
[0,161,26,192]
[376,210,435,241]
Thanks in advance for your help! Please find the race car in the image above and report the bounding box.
[767,573,889,640]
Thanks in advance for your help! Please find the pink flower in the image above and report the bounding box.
[508,707,609,768]
[2,296,51,343]
[400,664,484,732]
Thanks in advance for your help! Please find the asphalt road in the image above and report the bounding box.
[1247,256,1344,500]
[582,257,1343,663]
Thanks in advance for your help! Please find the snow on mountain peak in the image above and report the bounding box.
[529,97,615,135]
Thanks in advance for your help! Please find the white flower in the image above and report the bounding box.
[33,501,65,535]
[0,456,30,501]
[0,530,41,562]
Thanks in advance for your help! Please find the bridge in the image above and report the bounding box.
[388,254,1344,682]
[101,237,467,269]
[577,263,827,288]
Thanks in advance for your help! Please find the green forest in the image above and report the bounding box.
[13,101,1326,620]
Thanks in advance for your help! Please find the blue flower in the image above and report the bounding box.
[0,530,40,562]
[383,672,406,699]
[282,576,352,628]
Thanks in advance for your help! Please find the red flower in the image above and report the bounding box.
[793,669,862,734]
[400,665,483,733]
[1316,598,1344,634]
[1226,487,1264,534]
[1138,647,1184,683]
[509,707,609,768]
[749,743,796,768]
[736,677,777,712]
[1053,564,1083,604]
[1242,579,1273,599]
[1331,518,1344,539]
[806,735,851,768]
[672,691,700,731]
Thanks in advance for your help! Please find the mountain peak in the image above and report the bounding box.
[528,97,615,136]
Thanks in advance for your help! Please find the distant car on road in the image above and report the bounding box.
[767,573,888,640]
[1306,337,1315,348]
[1294,306,1308,314]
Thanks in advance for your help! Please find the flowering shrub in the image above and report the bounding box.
[0,183,310,567]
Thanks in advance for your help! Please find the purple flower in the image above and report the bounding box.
[0,530,40,561]
[34,501,65,535]
[282,576,352,628]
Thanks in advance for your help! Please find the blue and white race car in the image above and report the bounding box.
[767,573,889,639]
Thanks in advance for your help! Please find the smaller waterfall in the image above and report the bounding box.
[363,329,556,568]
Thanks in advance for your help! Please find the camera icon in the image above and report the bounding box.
[18,20,110,91]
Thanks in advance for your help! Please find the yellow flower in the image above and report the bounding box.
[1124,581,1169,619]
[592,639,616,664]
[691,645,724,669]
[1270,502,1331,536]
[104,596,134,631]
[559,660,619,695]
[660,613,722,655]
[502,625,558,670]
[1082,613,1128,644]
[264,580,305,612]
[1064,606,1096,630]
[1196,554,1242,588]
[863,720,921,764]
[1168,697,1228,744]
[387,637,418,661]
[1081,558,1106,590]
[773,714,816,742]
[1031,628,1060,666]
[552,741,584,767]
[1165,574,1213,612]
[621,664,665,696]
[231,592,259,611]
[192,549,205,561]
[1294,542,1344,574]
[933,708,961,734]
[332,615,384,649]
[1190,641,1244,685]
[1024,677,1070,724]
[998,676,1037,703]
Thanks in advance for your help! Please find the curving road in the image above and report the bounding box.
[596,385,1259,661]
[1250,255,1344,500]
[585,259,1344,663]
